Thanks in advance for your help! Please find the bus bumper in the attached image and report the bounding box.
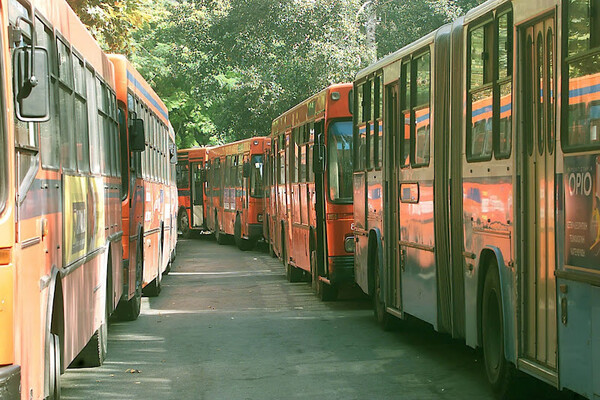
[0,365,20,399]
[329,256,354,283]
[248,223,263,241]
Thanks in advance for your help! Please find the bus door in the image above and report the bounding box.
[521,15,557,370]
[191,162,204,228]
[385,81,401,310]
[397,52,436,327]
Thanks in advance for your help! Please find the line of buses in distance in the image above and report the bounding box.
[0,0,177,398]
[178,0,600,398]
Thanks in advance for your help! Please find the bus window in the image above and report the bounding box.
[565,53,600,149]
[73,56,90,173]
[86,67,100,174]
[37,18,60,170]
[328,120,353,202]
[250,154,264,198]
[496,11,513,159]
[400,60,411,167]
[414,51,430,166]
[467,21,494,161]
[57,39,76,171]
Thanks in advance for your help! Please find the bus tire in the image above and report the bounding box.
[116,244,142,321]
[318,281,338,302]
[235,215,254,251]
[178,209,191,238]
[482,262,515,398]
[373,252,393,330]
[48,333,61,400]
[70,306,107,368]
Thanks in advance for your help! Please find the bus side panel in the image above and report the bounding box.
[557,279,597,398]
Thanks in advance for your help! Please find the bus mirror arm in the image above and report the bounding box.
[130,119,146,152]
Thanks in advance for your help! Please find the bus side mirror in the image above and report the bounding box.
[313,144,326,174]
[130,119,145,152]
[13,46,50,122]
[170,144,178,165]
[243,162,251,177]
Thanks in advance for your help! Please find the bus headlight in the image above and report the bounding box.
[344,236,355,253]
[257,213,263,222]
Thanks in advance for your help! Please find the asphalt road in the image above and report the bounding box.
[61,235,569,400]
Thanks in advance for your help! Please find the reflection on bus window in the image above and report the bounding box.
[566,53,600,148]
[250,154,264,198]
[328,120,353,202]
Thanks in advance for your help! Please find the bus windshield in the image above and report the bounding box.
[327,120,353,202]
[250,154,264,197]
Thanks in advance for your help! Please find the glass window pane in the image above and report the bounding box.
[470,27,484,88]
[415,53,430,106]
[498,13,511,80]
[414,107,430,164]
[469,88,493,159]
[75,98,89,173]
[497,82,512,158]
[59,88,76,170]
[566,53,600,147]
[568,0,591,56]
[57,40,73,86]
[86,68,100,174]
[328,121,353,202]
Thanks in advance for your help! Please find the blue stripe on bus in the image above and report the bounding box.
[569,83,600,99]
[471,104,493,118]
[126,70,169,121]
[416,113,430,124]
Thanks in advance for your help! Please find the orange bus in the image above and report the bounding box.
[267,84,354,300]
[109,55,177,306]
[0,0,127,397]
[206,138,269,250]
[176,147,210,238]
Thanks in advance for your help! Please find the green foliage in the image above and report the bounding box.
[67,0,151,54]
[70,0,485,148]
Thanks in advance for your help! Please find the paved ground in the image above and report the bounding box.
[61,235,569,399]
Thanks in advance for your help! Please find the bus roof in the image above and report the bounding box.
[207,137,269,159]
[271,83,353,135]
[32,0,114,86]
[108,54,169,125]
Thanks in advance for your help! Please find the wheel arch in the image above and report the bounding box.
[476,246,516,364]
[45,265,64,381]
[367,228,383,297]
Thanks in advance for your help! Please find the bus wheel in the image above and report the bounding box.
[179,210,191,238]
[48,333,61,400]
[482,262,515,397]
[318,281,338,302]
[373,254,393,330]
[116,245,142,321]
[235,215,254,251]
[70,305,107,368]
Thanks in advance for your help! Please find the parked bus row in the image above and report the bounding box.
[177,85,356,301]
[0,0,177,398]
[178,0,600,397]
